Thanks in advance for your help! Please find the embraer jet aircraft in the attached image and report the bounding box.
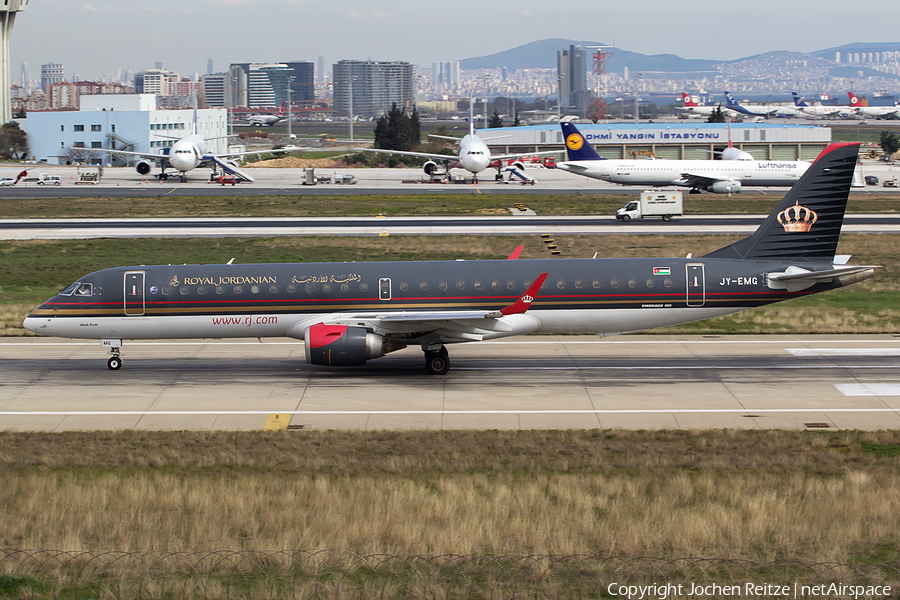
[24,143,875,375]
[354,102,558,181]
[555,122,810,194]
[79,105,267,182]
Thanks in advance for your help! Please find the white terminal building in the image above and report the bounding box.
[483,123,832,161]
[26,94,227,165]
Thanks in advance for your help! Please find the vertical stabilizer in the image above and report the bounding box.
[469,96,475,136]
[559,122,605,161]
[791,92,808,107]
[704,143,860,261]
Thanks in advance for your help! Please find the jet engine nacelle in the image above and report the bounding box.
[304,324,406,367]
[136,161,153,176]
[423,160,438,175]
[510,160,526,172]
[709,179,741,194]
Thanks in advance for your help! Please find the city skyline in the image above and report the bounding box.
[12,0,897,83]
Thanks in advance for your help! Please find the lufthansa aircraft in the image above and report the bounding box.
[24,143,875,374]
[555,122,810,194]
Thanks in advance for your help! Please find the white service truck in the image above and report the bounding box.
[616,191,683,222]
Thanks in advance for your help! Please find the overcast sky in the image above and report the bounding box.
[12,0,896,82]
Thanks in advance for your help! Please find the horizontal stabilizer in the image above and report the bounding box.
[768,265,878,292]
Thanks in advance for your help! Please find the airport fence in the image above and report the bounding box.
[0,550,898,599]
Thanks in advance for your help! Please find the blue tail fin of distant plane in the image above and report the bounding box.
[791,92,809,107]
[723,91,740,108]
[560,122,605,161]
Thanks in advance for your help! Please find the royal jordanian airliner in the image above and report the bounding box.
[354,100,559,182]
[24,143,874,374]
[556,122,810,194]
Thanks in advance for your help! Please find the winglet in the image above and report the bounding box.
[507,246,524,260]
[499,273,548,316]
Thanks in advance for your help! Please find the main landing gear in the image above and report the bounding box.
[424,346,450,375]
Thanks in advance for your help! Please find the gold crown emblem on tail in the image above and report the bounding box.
[777,201,818,233]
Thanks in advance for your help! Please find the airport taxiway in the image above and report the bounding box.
[5,163,900,198]
[2,335,899,432]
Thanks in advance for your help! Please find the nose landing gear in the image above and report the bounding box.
[103,339,123,370]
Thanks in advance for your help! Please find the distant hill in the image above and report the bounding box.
[456,39,900,79]
[457,39,718,73]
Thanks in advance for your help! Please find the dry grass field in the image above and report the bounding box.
[1,429,899,563]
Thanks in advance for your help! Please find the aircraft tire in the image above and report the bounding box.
[108,357,122,370]
[425,349,450,375]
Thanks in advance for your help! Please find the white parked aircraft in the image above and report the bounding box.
[354,101,559,181]
[246,101,289,126]
[556,122,810,194]
[791,92,849,118]
[77,104,268,182]
[848,92,899,118]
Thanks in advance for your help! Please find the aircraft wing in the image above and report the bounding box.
[352,147,460,162]
[493,150,564,161]
[70,147,169,162]
[677,172,731,189]
[213,149,275,159]
[314,273,548,342]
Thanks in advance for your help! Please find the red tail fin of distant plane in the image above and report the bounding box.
[681,92,698,107]
[848,92,861,107]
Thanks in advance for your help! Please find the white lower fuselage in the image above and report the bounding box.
[24,307,744,343]
[557,159,809,188]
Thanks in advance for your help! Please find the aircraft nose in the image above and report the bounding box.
[169,153,194,172]
[23,316,49,334]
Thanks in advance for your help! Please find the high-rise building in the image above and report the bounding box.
[231,63,292,107]
[317,56,325,84]
[41,62,64,93]
[202,65,246,108]
[207,59,213,75]
[557,44,586,108]
[332,60,415,118]
[284,61,315,104]
[134,68,179,96]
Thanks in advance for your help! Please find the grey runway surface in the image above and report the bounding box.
[3,214,900,239]
[2,335,900,431]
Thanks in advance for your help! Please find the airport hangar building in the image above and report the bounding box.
[482,122,832,161]
[25,94,229,166]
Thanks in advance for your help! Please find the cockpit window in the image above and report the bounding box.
[59,282,80,296]
[73,283,93,297]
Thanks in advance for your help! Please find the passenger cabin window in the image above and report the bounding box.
[359,283,368,292]
[419,282,428,291]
